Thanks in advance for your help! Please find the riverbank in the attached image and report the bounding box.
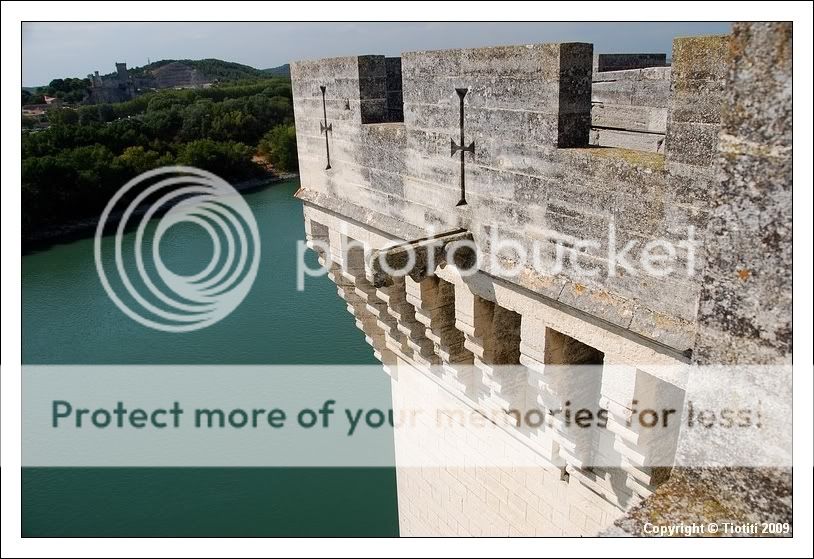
[22,172,298,251]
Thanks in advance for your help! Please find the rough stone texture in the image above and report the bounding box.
[292,40,726,352]
[590,64,670,153]
[609,22,794,536]
[665,35,730,166]
[590,128,665,153]
[693,23,792,365]
[607,467,792,536]
[592,67,671,107]
[295,26,792,536]
[591,103,668,133]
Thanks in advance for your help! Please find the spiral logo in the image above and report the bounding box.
[94,166,260,332]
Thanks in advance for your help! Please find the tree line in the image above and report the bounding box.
[22,78,298,234]
[22,77,90,105]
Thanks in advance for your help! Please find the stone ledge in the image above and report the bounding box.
[561,146,666,171]
[607,467,792,536]
[295,186,426,241]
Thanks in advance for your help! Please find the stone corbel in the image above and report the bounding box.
[367,229,475,288]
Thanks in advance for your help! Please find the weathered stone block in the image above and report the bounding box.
[630,78,670,107]
[292,30,789,370]
[669,79,726,124]
[591,80,634,105]
[590,104,668,133]
[665,121,720,166]
[721,22,792,148]
[671,35,730,81]
[590,128,665,153]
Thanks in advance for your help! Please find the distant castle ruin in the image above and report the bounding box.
[87,61,211,104]
[292,22,792,536]
[87,62,137,104]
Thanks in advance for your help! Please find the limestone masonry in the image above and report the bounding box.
[292,22,792,536]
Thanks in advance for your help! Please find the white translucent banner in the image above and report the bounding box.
[22,364,792,468]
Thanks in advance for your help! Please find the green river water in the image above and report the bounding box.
[21,179,400,536]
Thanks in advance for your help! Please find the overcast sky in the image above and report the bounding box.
[22,21,732,86]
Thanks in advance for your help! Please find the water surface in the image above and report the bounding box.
[22,179,399,536]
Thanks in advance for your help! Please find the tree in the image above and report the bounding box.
[22,74,295,233]
[40,77,89,104]
[22,90,45,106]
[47,108,79,126]
[258,125,298,172]
[96,104,116,122]
[176,139,260,179]
[178,99,215,141]
[212,110,258,142]
[115,146,173,175]
[263,83,292,99]
[144,107,183,142]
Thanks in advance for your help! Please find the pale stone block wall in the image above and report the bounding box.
[291,39,730,353]
[591,65,670,153]
[295,24,792,536]
[302,203,689,535]
[391,358,624,536]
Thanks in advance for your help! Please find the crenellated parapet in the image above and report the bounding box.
[292,37,732,354]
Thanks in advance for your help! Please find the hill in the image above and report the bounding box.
[261,64,290,78]
[24,59,292,108]
[102,59,291,83]
[111,58,271,82]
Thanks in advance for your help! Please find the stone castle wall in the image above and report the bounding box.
[292,37,730,354]
[292,22,792,536]
[302,200,687,535]
[693,22,792,366]
[590,65,670,152]
[87,63,137,104]
[391,360,624,536]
